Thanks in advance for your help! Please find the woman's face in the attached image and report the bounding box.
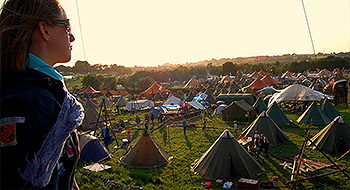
[49,8,75,64]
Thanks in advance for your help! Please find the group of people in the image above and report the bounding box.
[253,131,270,158]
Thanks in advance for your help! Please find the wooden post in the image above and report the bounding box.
[338,149,350,161]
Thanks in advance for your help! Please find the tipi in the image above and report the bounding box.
[266,102,291,125]
[297,102,330,125]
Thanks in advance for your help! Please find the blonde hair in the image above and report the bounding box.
[1,0,63,72]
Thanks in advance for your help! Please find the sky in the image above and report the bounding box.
[1,0,349,67]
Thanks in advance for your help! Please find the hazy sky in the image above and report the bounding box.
[1,0,349,67]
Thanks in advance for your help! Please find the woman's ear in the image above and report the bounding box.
[37,21,50,42]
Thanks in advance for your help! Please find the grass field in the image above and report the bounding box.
[75,104,350,190]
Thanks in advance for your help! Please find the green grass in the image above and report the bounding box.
[76,105,350,190]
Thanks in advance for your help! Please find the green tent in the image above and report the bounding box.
[308,116,350,154]
[84,98,98,109]
[120,129,173,168]
[191,129,265,180]
[266,102,291,125]
[152,91,164,101]
[204,88,217,104]
[216,93,256,105]
[241,111,291,146]
[320,99,340,121]
[221,100,257,121]
[297,102,330,125]
[253,97,267,114]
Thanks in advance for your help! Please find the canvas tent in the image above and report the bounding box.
[83,85,99,94]
[316,69,332,78]
[253,97,267,114]
[187,101,205,110]
[125,100,154,111]
[204,88,216,104]
[220,75,233,83]
[266,102,291,125]
[320,98,340,120]
[308,116,350,154]
[184,78,200,88]
[152,91,164,101]
[139,82,164,98]
[242,78,268,94]
[221,100,256,121]
[214,104,227,115]
[84,98,98,109]
[191,129,265,180]
[216,94,256,105]
[97,95,113,107]
[297,102,331,125]
[148,107,167,117]
[260,75,281,86]
[163,95,182,106]
[82,107,104,130]
[268,84,333,107]
[241,111,291,146]
[79,133,111,163]
[120,129,173,168]
[115,96,128,107]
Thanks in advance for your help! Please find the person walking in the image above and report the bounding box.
[135,115,141,128]
[1,0,83,189]
[202,118,207,133]
[182,119,187,135]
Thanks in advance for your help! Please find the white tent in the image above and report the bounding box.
[163,95,182,106]
[213,104,228,115]
[97,95,113,107]
[125,100,154,111]
[187,101,205,110]
[115,96,128,107]
[268,84,333,107]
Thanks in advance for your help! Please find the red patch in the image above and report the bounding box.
[0,123,17,146]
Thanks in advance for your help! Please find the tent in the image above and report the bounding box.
[241,111,291,146]
[221,100,256,121]
[193,92,207,102]
[120,129,173,168]
[83,85,99,94]
[316,69,332,78]
[186,89,197,101]
[84,98,98,109]
[216,94,256,105]
[308,116,350,154]
[249,71,259,78]
[163,95,182,106]
[148,107,167,117]
[266,102,291,125]
[258,86,280,95]
[242,78,268,94]
[81,107,103,130]
[125,100,154,111]
[187,101,205,110]
[220,75,233,83]
[79,133,111,163]
[260,75,281,86]
[204,88,216,104]
[191,129,265,180]
[213,104,227,115]
[253,97,267,114]
[115,96,128,107]
[97,95,113,107]
[297,102,331,125]
[152,91,164,101]
[268,84,333,107]
[139,83,164,98]
[184,78,201,88]
[320,99,340,120]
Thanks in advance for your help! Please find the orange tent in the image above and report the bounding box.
[184,78,200,88]
[117,90,129,96]
[139,83,163,97]
[261,75,281,86]
[100,90,108,95]
[84,85,99,94]
[242,78,268,93]
[220,75,233,83]
[258,70,267,78]
[249,71,259,78]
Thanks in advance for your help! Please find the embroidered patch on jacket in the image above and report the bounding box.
[0,117,25,147]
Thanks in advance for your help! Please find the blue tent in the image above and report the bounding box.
[79,133,111,163]
[148,107,167,117]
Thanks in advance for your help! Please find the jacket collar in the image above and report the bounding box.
[27,53,63,81]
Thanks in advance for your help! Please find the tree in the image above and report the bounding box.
[81,74,103,90]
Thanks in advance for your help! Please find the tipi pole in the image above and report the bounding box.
[338,149,350,161]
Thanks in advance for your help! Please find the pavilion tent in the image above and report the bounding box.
[115,96,128,107]
[221,100,256,121]
[297,102,331,125]
[203,88,216,104]
[191,129,265,180]
[139,82,164,98]
[97,95,113,107]
[120,129,173,168]
[241,111,291,146]
[242,78,268,94]
[84,98,98,109]
[268,84,333,107]
[260,75,281,86]
[184,77,201,88]
[308,116,350,154]
[253,97,267,114]
[266,102,291,125]
[321,98,340,121]
[125,100,154,111]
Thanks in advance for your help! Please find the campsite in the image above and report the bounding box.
[62,65,350,190]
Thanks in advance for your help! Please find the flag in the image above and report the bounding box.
[168,77,171,82]
[329,78,335,86]
[254,56,259,64]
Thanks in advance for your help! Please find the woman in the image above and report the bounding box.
[1,0,84,189]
